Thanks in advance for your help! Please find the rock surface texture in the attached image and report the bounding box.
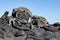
[0,7,60,40]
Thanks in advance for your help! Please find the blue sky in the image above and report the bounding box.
[0,0,60,24]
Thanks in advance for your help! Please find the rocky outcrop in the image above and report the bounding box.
[0,7,60,40]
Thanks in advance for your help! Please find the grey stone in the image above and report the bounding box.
[31,16,49,29]
[12,7,32,21]
[0,7,60,40]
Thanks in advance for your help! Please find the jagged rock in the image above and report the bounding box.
[45,31,60,40]
[31,28,45,40]
[41,25,59,32]
[53,22,60,27]
[10,18,31,31]
[12,7,32,21]
[31,16,49,29]
[1,11,9,24]
[0,7,60,40]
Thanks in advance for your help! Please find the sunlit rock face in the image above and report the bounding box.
[0,7,60,40]
[12,7,32,21]
[31,16,49,29]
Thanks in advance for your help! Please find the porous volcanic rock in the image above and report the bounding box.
[0,7,60,40]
